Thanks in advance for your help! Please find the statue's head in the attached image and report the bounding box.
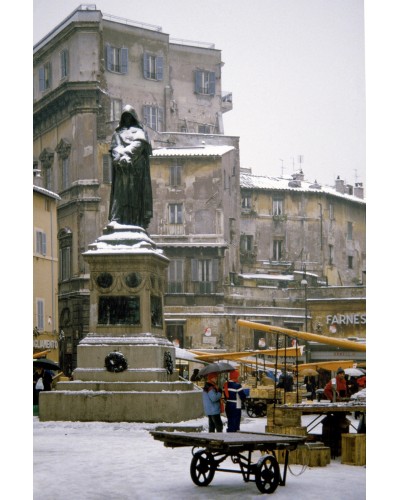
[119,105,141,128]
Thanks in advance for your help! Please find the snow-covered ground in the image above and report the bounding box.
[32,412,367,499]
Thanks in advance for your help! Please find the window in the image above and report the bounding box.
[195,70,216,95]
[143,105,164,131]
[36,299,44,331]
[44,167,52,191]
[36,231,47,256]
[59,246,71,281]
[56,139,71,191]
[198,124,211,133]
[168,259,184,293]
[273,199,283,216]
[169,203,183,224]
[61,157,69,190]
[241,194,251,209]
[103,154,112,183]
[110,99,122,122]
[191,258,218,294]
[143,53,163,80]
[39,62,52,91]
[166,324,184,347]
[60,49,69,79]
[273,240,283,260]
[169,165,182,186]
[347,222,353,240]
[105,45,128,74]
[348,256,353,269]
[240,235,253,252]
[329,203,334,220]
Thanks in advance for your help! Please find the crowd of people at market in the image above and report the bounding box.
[198,366,366,433]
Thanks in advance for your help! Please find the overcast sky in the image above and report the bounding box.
[32,0,370,188]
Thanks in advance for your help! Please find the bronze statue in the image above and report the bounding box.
[108,105,153,228]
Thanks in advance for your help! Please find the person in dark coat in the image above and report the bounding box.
[277,370,294,392]
[304,375,317,400]
[223,370,247,432]
[202,373,223,432]
[108,105,153,228]
[33,366,53,405]
[190,368,201,382]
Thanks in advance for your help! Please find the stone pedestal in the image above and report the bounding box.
[39,223,203,422]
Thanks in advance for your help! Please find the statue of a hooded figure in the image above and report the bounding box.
[108,105,153,229]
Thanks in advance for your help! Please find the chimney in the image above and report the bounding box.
[292,169,304,181]
[335,176,345,194]
[354,182,364,199]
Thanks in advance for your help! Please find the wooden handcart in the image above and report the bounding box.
[150,431,307,494]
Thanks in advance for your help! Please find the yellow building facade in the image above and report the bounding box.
[33,184,60,363]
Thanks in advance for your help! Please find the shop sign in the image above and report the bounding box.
[326,314,366,325]
[33,339,58,349]
[203,335,216,345]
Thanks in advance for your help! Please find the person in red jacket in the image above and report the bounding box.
[323,367,348,401]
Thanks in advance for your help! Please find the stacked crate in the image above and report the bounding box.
[266,405,330,467]
[341,434,366,466]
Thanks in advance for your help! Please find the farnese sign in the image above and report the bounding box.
[326,314,366,325]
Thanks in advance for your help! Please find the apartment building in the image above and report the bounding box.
[33,178,60,363]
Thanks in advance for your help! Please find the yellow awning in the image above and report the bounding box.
[237,319,366,352]
[292,360,355,372]
[189,346,303,361]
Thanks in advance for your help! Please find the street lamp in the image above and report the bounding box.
[300,265,309,362]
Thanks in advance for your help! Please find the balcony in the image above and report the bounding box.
[221,91,233,112]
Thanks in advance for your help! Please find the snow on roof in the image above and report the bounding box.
[151,145,235,158]
[240,172,366,204]
[33,185,61,200]
[239,273,294,281]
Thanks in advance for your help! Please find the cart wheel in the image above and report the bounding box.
[256,402,266,417]
[255,454,280,494]
[247,404,258,418]
[190,450,216,487]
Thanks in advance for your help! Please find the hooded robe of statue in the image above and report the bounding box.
[108,105,153,228]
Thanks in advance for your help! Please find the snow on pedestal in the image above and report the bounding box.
[39,223,203,422]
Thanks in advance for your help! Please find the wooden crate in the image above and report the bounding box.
[267,407,301,427]
[275,443,330,467]
[266,424,308,436]
[341,434,366,466]
[297,444,331,467]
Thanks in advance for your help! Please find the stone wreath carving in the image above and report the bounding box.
[105,351,128,373]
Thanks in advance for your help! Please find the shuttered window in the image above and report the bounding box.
[194,70,216,95]
[36,231,47,256]
[39,62,52,91]
[60,49,69,79]
[143,53,164,80]
[143,105,164,131]
[168,259,184,293]
[105,45,128,74]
